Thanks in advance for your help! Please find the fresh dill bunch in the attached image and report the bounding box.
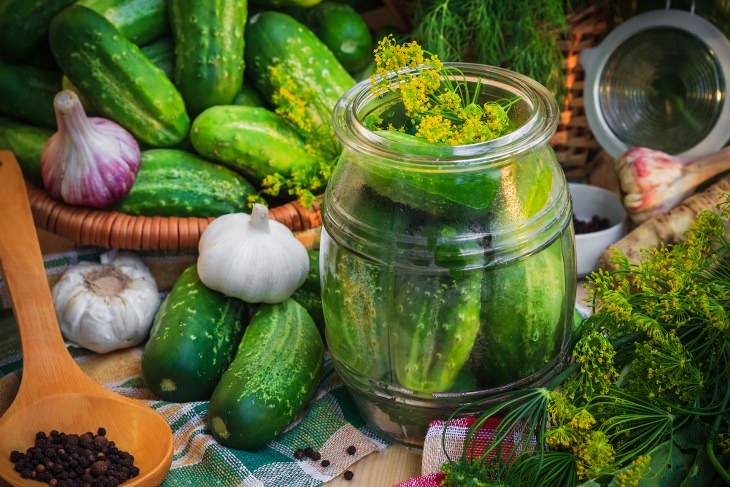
[411,0,569,105]
[369,35,518,145]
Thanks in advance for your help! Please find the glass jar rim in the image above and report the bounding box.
[332,62,560,167]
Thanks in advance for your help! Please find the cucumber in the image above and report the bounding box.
[232,83,266,108]
[190,105,319,184]
[0,117,53,186]
[0,0,75,61]
[474,239,568,387]
[208,299,324,450]
[250,0,322,7]
[140,37,175,79]
[294,2,373,73]
[113,149,256,217]
[141,264,249,402]
[76,0,169,45]
[391,226,483,393]
[169,0,247,116]
[49,5,189,147]
[292,250,325,336]
[0,63,61,129]
[245,10,354,159]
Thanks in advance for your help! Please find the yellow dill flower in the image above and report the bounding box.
[614,455,651,487]
[414,114,453,144]
[369,35,515,145]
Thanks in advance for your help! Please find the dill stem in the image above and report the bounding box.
[706,385,730,483]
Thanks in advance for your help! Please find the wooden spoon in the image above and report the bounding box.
[0,151,173,486]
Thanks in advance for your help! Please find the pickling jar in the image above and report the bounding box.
[321,63,577,448]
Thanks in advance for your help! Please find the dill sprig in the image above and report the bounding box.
[440,196,730,485]
[369,36,518,145]
[250,59,343,208]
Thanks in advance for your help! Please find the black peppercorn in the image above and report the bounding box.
[304,446,314,458]
[320,459,330,467]
[294,448,305,459]
[346,445,357,455]
[344,470,354,480]
[311,451,321,461]
[9,428,140,486]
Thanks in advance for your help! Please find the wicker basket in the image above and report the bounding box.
[27,2,610,252]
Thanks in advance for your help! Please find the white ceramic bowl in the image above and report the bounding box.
[569,183,628,277]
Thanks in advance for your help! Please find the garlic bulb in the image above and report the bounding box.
[41,90,141,208]
[52,250,161,354]
[197,203,309,303]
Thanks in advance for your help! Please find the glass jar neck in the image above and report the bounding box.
[332,62,560,167]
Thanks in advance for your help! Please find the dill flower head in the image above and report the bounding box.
[369,35,517,145]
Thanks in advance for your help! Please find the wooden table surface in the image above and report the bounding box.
[328,445,422,486]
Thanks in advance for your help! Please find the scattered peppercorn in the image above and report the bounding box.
[344,470,354,480]
[320,459,330,468]
[304,446,314,458]
[346,445,357,455]
[573,215,611,234]
[311,451,321,461]
[294,448,305,460]
[9,428,139,486]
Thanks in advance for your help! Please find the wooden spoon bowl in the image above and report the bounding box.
[0,151,173,486]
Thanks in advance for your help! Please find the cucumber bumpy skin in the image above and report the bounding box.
[190,105,319,184]
[169,0,247,116]
[141,265,249,403]
[113,148,256,217]
[49,5,190,147]
[208,299,324,450]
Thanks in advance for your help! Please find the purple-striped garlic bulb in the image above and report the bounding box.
[41,90,140,208]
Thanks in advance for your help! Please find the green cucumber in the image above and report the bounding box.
[391,226,483,393]
[474,239,568,388]
[292,250,325,336]
[0,63,61,129]
[295,2,373,73]
[140,37,175,79]
[208,299,324,450]
[113,149,256,217]
[76,0,169,45]
[0,117,53,186]
[141,264,249,402]
[250,0,322,7]
[232,83,266,108]
[190,105,319,184]
[169,0,247,116]
[0,0,76,61]
[49,5,189,147]
[245,10,354,159]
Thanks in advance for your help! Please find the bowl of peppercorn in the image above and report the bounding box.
[569,182,628,277]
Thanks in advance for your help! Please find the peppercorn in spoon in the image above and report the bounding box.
[0,151,173,486]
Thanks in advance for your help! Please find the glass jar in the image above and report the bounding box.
[321,63,577,448]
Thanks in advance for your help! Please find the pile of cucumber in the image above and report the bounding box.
[0,0,379,215]
[0,0,380,451]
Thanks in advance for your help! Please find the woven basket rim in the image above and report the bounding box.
[26,183,322,252]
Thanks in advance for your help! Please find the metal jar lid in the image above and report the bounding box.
[581,8,730,159]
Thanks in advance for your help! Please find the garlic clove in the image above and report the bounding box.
[41,90,141,208]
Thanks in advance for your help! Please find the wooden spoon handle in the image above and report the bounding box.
[0,151,79,383]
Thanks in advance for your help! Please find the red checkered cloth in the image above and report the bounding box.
[394,417,533,487]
